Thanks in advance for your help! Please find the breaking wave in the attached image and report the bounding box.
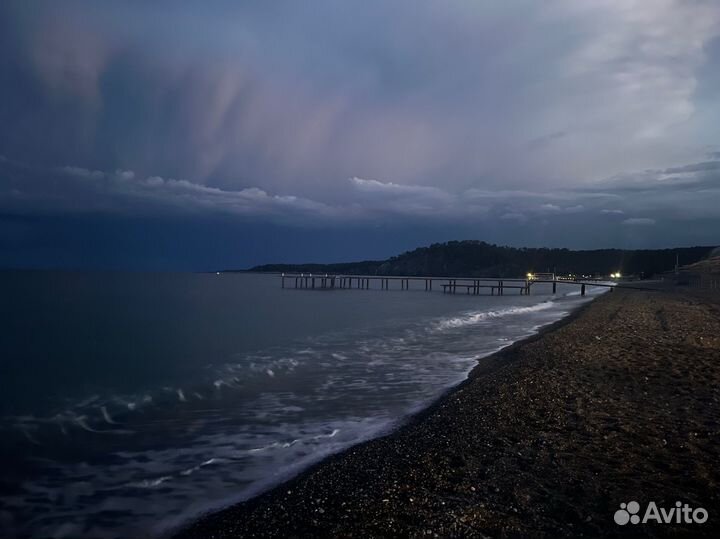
[434,301,555,330]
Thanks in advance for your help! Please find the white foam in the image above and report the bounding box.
[434,301,555,331]
[565,290,581,297]
[129,475,173,488]
[312,428,339,440]
[248,439,300,453]
[73,415,101,433]
[100,406,118,425]
[281,405,304,413]
[180,457,218,476]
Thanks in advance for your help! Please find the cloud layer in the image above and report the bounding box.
[1,1,719,268]
[1,1,719,194]
[2,155,719,229]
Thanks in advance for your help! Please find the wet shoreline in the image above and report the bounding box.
[174,286,720,538]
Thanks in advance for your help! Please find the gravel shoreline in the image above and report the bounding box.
[174,286,720,538]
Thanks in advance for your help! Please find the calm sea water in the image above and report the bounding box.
[0,271,606,538]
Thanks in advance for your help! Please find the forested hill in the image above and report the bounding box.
[245,241,716,278]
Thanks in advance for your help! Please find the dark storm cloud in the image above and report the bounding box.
[2,1,719,193]
[0,1,719,269]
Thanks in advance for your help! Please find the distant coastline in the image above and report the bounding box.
[228,240,717,279]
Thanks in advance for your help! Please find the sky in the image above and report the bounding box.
[1,0,719,270]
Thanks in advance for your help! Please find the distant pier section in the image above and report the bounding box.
[280,272,614,296]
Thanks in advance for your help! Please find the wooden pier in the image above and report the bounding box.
[279,273,615,296]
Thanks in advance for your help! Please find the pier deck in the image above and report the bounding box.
[279,273,617,296]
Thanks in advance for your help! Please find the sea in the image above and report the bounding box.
[0,271,607,538]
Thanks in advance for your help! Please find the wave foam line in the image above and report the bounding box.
[435,301,555,331]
